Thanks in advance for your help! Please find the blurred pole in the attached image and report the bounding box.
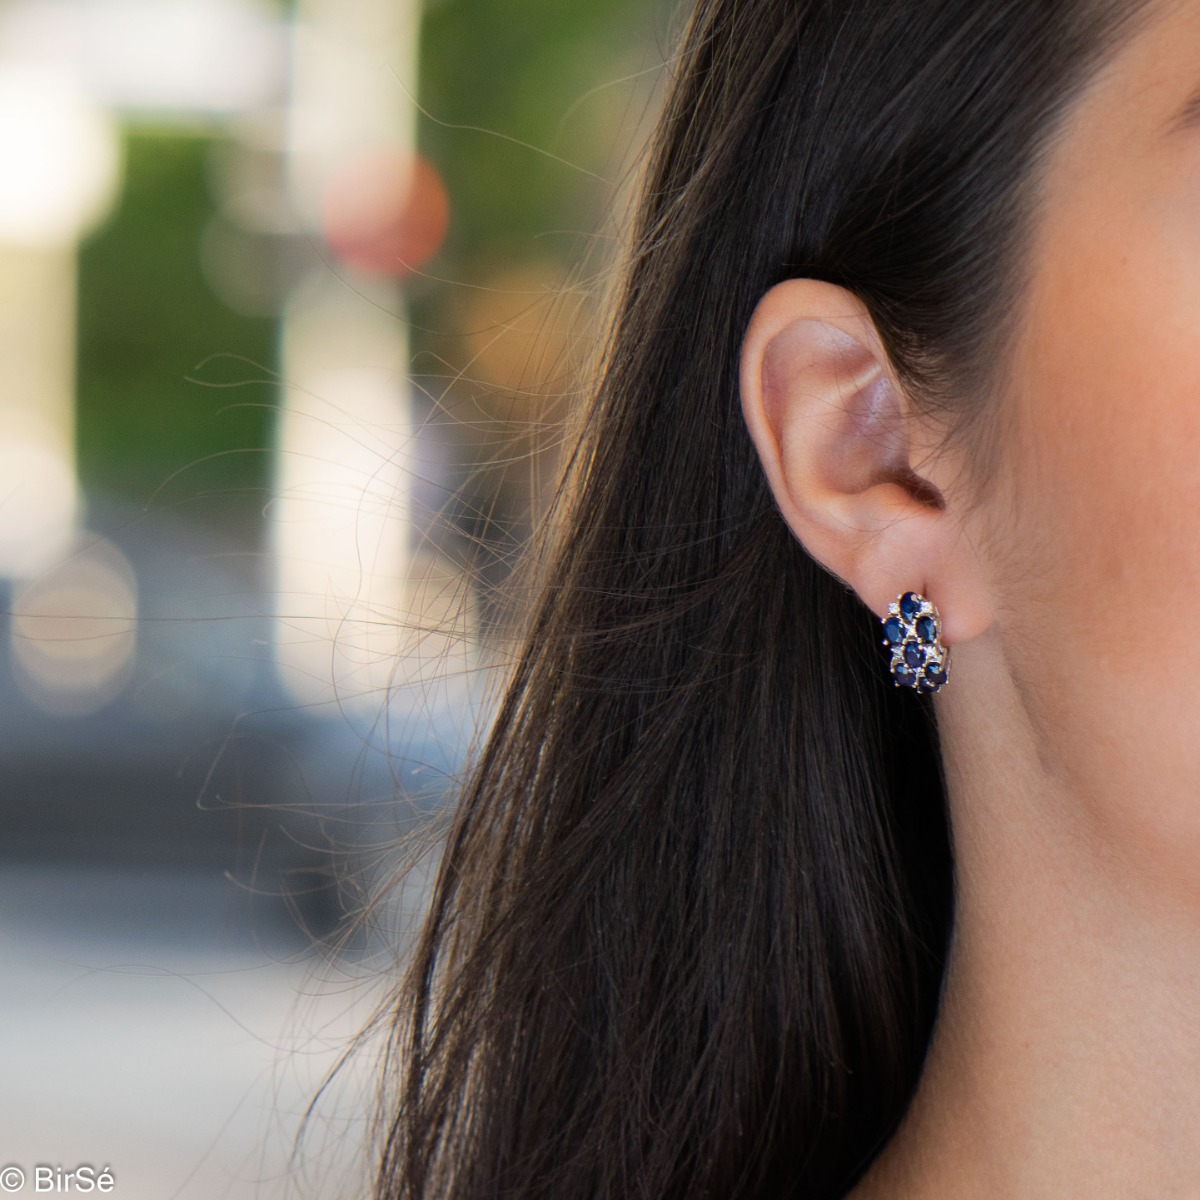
[0,245,78,574]
[273,0,425,713]
[0,67,119,578]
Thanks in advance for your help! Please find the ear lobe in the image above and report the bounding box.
[739,278,992,643]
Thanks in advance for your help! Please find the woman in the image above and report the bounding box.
[373,0,1200,1194]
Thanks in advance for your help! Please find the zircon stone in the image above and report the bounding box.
[915,614,936,644]
[899,591,922,620]
[883,616,905,645]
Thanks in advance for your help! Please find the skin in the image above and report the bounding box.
[739,0,1200,1195]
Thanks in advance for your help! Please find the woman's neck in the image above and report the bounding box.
[853,628,1200,1199]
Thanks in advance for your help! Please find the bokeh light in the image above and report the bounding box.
[322,149,450,277]
[11,533,138,716]
[0,64,119,245]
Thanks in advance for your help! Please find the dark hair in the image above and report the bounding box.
[373,1,1155,1196]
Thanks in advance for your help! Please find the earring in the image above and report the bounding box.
[880,590,950,693]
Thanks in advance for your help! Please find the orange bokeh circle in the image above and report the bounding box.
[322,150,450,277]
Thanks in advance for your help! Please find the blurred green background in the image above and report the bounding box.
[78,130,275,528]
[76,0,669,556]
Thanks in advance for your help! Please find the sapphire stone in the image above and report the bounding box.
[883,616,905,645]
[899,591,921,620]
[915,614,936,644]
[903,641,925,669]
[893,662,918,687]
[925,660,946,686]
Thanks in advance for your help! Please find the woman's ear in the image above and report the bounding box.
[739,278,992,644]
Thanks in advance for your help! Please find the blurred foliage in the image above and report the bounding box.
[413,0,671,358]
[76,129,275,530]
[71,1,671,543]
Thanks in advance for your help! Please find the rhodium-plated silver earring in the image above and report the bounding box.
[880,590,950,693]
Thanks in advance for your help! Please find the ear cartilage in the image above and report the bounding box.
[880,591,950,693]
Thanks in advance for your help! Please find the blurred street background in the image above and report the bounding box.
[0,0,668,1193]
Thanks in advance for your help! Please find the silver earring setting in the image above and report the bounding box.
[881,590,950,693]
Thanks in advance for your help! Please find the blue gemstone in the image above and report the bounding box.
[917,675,939,693]
[925,660,946,686]
[882,616,905,645]
[899,591,921,620]
[915,615,936,644]
[903,641,925,669]
[893,662,918,687]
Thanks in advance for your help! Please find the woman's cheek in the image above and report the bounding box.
[990,217,1200,889]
